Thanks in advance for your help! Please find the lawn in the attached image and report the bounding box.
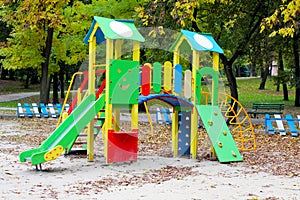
[0,77,300,113]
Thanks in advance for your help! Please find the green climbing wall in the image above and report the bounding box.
[196,105,243,162]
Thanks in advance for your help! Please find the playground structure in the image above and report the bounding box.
[20,16,256,168]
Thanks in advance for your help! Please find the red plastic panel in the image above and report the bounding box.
[141,65,151,96]
[107,129,138,163]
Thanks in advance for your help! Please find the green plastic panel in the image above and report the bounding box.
[109,60,140,104]
[19,94,106,165]
[196,105,242,162]
[153,62,162,93]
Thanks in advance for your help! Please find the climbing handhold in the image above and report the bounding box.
[223,131,227,136]
[214,112,218,115]
[232,151,237,157]
[208,121,213,126]
[218,142,223,148]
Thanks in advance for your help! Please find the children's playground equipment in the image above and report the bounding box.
[20,16,256,169]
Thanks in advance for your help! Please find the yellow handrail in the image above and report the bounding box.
[56,72,84,127]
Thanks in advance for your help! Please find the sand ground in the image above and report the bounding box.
[0,117,299,200]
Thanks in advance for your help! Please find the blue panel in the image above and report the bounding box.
[24,103,33,118]
[138,94,193,108]
[286,115,298,137]
[174,64,182,94]
[178,111,191,155]
[162,108,172,124]
[265,114,274,134]
[56,104,62,114]
[84,20,105,44]
[40,103,49,118]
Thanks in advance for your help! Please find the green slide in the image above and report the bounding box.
[19,94,105,165]
[196,105,243,162]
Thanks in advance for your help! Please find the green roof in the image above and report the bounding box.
[84,16,145,44]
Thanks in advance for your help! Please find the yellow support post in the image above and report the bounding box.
[112,39,123,132]
[132,41,140,131]
[173,49,180,66]
[172,109,179,156]
[144,102,154,135]
[133,41,140,61]
[131,104,138,130]
[115,40,123,60]
[212,52,220,106]
[104,39,114,163]
[212,52,219,71]
[190,50,200,159]
[77,88,82,106]
[114,109,120,132]
[87,30,97,162]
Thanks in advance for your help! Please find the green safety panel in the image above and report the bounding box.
[109,59,140,104]
[196,105,243,162]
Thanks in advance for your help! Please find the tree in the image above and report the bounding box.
[0,0,69,104]
[136,0,276,103]
[0,0,143,103]
[261,0,300,106]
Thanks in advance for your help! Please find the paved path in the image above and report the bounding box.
[0,92,39,102]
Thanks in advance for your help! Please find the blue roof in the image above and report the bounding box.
[138,94,194,108]
[170,30,224,54]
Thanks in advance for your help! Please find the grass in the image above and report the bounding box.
[0,80,40,94]
[0,77,300,113]
[235,77,297,111]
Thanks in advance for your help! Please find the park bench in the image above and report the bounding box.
[247,103,284,118]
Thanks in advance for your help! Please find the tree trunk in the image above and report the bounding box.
[30,68,39,84]
[293,33,300,107]
[59,66,65,99]
[1,68,8,79]
[40,27,54,104]
[47,74,52,103]
[24,70,30,89]
[222,60,238,124]
[8,70,14,80]
[225,63,238,101]
[220,55,238,101]
[278,49,289,101]
[53,72,59,104]
[259,65,269,90]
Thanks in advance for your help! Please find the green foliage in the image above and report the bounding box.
[272,70,293,87]
[0,0,70,74]
[261,0,300,37]
[0,0,143,75]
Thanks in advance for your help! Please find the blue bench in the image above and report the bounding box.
[265,114,299,137]
[17,103,69,118]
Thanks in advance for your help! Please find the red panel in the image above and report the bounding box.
[141,65,151,96]
[107,130,138,163]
